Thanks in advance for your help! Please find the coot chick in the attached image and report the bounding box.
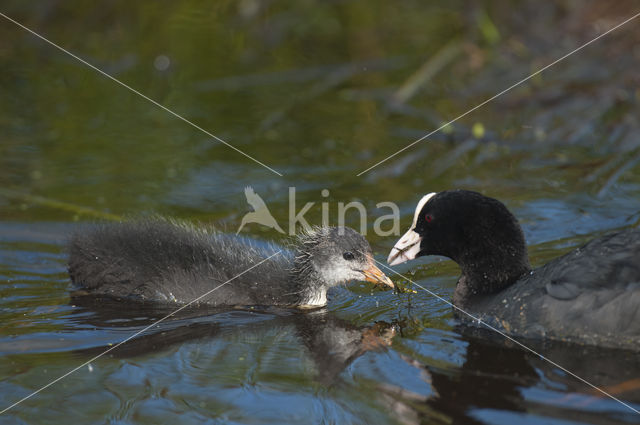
[68,219,393,308]
[388,190,640,349]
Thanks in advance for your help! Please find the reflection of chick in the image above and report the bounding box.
[236,186,285,234]
[360,322,397,352]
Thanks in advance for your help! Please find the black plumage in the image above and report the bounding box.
[389,190,640,350]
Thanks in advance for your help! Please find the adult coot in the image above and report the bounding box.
[388,190,640,349]
[69,219,393,308]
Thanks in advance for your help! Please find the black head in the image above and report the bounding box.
[388,190,530,294]
[294,226,394,290]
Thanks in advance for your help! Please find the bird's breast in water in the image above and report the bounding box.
[300,290,328,308]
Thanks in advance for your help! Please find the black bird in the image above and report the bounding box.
[388,190,640,349]
[69,219,393,308]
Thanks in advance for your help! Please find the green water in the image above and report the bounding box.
[1,1,639,424]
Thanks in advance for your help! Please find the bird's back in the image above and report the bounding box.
[470,228,640,349]
[68,219,296,306]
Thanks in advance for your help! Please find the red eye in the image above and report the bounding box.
[425,214,433,223]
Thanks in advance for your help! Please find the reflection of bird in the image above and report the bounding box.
[389,189,640,350]
[236,187,285,234]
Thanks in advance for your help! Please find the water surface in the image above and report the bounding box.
[1,1,640,424]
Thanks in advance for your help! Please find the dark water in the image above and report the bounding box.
[1,1,640,424]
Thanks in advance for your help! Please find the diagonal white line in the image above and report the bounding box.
[376,259,640,415]
[357,10,640,176]
[0,12,283,177]
[0,250,282,415]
